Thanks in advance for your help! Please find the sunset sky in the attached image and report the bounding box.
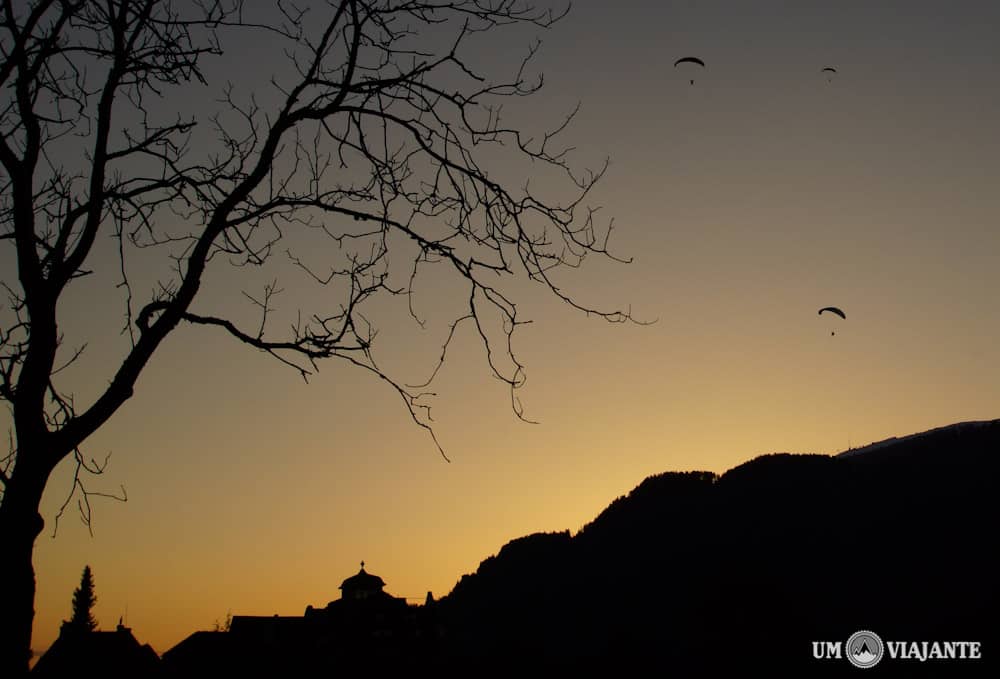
[15,0,999,658]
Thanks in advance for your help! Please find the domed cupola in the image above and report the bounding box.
[339,561,386,601]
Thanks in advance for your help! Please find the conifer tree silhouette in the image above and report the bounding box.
[67,565,98,632]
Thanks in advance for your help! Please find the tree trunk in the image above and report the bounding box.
[0,476,47,678]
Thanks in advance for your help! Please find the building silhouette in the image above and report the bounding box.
[33,620,161,677]
[163,562,439,676]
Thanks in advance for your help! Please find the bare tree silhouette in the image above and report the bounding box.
[0,1,634,673]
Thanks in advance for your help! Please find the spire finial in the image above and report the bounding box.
[360,560,365,571]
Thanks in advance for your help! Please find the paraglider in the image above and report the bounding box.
[818,306,846,335]
[821,67,837,83]
[818,306,846,319]
[674,57,705,85]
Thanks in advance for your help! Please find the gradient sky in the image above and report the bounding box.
[13,0,999,658]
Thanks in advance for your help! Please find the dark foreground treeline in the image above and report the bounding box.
[432,420,998,677]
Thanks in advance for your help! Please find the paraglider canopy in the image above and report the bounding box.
[674,57,705,85]
[821,66,837,83]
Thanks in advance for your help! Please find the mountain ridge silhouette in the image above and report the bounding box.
[436,419,999,676]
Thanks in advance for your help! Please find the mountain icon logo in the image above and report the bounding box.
[846,630,884,669]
